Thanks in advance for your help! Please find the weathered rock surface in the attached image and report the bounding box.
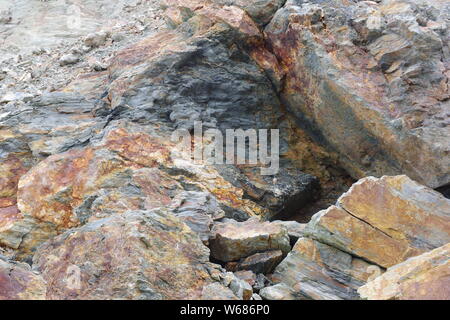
[306,176,450,268]
[234,250,284,274]
[264,175,450,300]
[0,257,46,300]
[256,0,450,188]
[209,218,291,262]
[33,209,237,300]
[272,220,306,244]
[359,243,450,300]
[308,175,450,266]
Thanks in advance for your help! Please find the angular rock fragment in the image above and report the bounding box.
[212,0,287,26]
[229,276,253,300]
[359,243,450,300]
[209,218,291,262]
[233,270,256,287]
[235,250,284,274]
[259,283,298,300]
[267,237,378,300]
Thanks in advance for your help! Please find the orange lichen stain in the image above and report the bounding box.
[105,128,172,167]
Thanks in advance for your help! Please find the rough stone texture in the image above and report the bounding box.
[266,175,450,300]
[267,237,378,300]
[255,0,450,188]
[229,276,253,300]
[169,191,225,243]
[209,218,291,262]
[259,283,297,300]
[307,205,421,268]
[33,209,237,300]
[0,257,46,300]
[235,250,284,274]
[359,244,450,300]
[234,270,257,287]
[201,282,239,300]
[1,0,449,301]
[336,176,450,253]
[272,220,306,244]
[212,0,287,26]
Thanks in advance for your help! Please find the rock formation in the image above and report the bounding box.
[0,0,449,300]
[263,175,450,300]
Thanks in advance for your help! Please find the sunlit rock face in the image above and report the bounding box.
[0,0,449,301]
[359,243,450,300]
[0,257,47,300]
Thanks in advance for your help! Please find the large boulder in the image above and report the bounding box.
[33,209,237,300]
[359,243,450,300]
[254,0,450,188]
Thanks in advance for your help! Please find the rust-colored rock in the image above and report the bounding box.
[337,176,450,253]
[34,209,237,300]
[0,258,47,300]
[307,205,421,268]
[359,243,450,300]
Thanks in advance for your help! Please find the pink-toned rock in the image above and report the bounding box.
[0,258,46,300]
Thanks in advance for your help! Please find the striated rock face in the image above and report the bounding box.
[234,250,284,274]
[306,176,450,268]
[359,243,450,300]
[256,0,450,188]
[0,257,46,300]
[33,209,236,300]
[264,175,450,300]
[209,218,291,262]
[1,0,449,301]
